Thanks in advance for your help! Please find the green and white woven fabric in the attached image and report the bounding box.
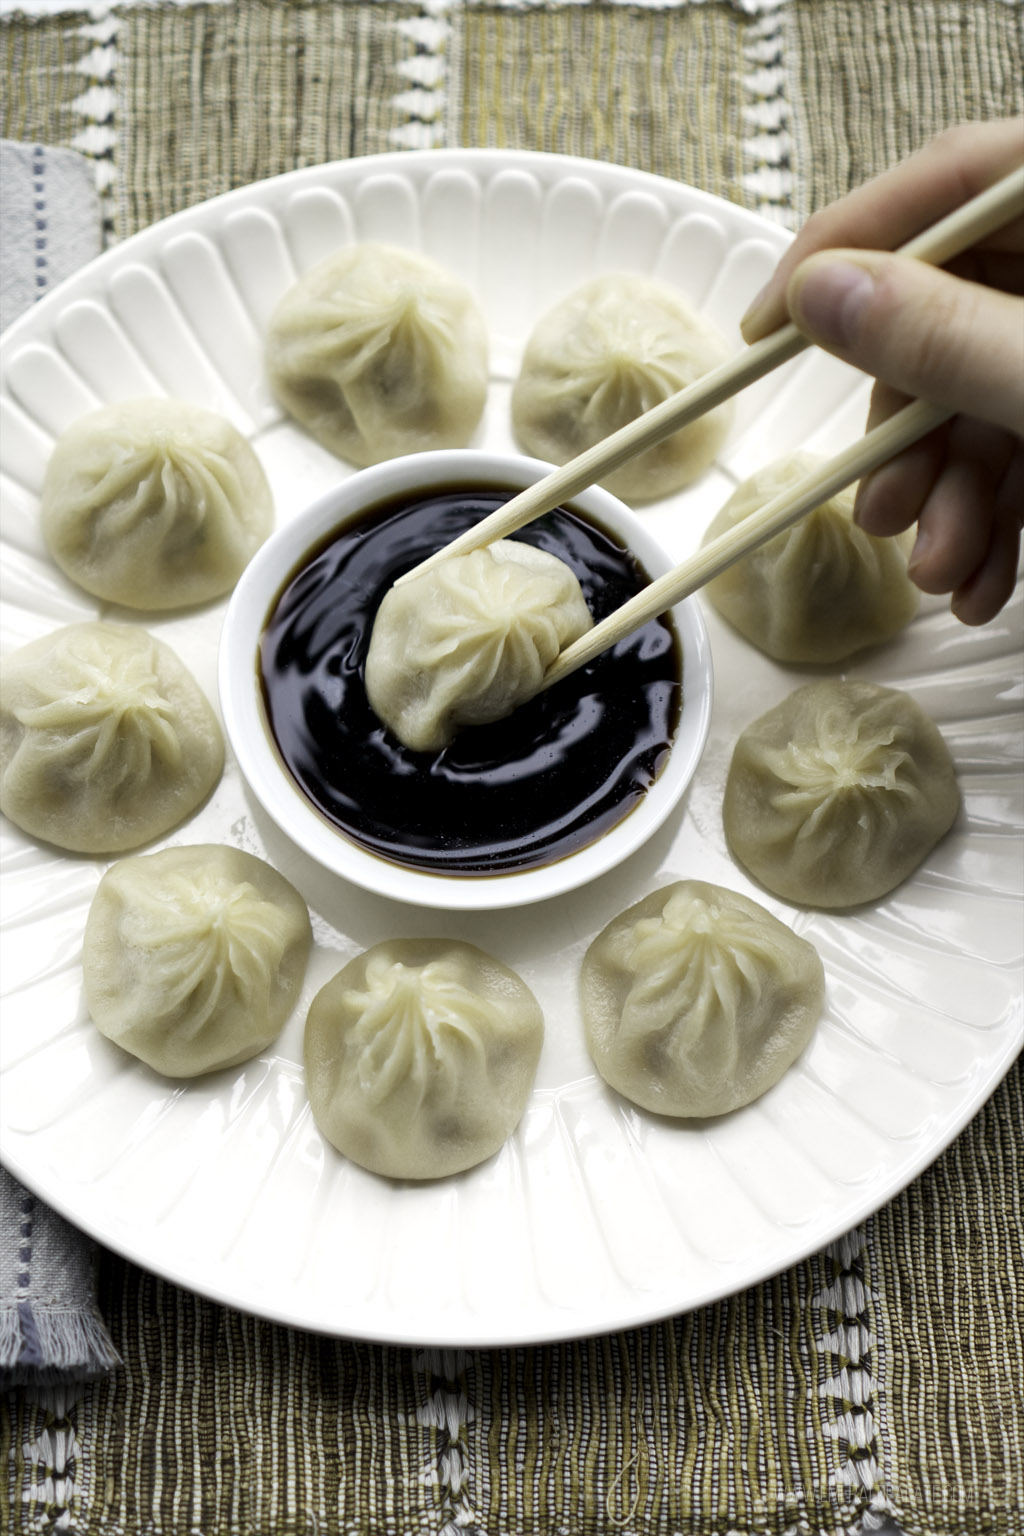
[5,0,1021,237]
[1,3,1022,1533]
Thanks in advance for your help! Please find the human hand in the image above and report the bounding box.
[740,119,1024,625]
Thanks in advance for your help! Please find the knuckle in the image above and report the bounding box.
[904,290,960,376]
[874,267,972,392]
[798,207,839,252]
[929,122,972,157]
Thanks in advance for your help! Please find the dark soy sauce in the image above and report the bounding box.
[259,486,681,876]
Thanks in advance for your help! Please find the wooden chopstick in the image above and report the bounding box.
[398,163,1024,588]
[541,395,951,690]
[397,326,805,585]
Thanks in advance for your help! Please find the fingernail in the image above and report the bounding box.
[908,526,930,573]
[739,281,772,340]
[851,478,873,529]
[791,259,876,349]
[853,467,891,532]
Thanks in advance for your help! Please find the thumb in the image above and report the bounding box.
[786,249,1024,436]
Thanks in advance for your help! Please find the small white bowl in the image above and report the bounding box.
[219,450,712,910]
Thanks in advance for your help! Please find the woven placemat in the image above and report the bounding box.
[1,3,1022,1533]
[7,1231,880,1534]
[1,0,424,243]
[449,2,752,212]
[784,0,1024,224]
[874,1057,1023,1529]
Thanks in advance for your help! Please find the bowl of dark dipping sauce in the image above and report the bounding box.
[219,451,712,910]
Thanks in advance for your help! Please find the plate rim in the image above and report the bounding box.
[5,1028,1021,1348]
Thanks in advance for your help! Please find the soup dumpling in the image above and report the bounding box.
[703,453,919,663]
[365,539,593,751]
[41,399,274,611]
[265,243,489,466]
[83,844,312,1077]
[723,680,960,908]
[0,622,224,853]
[304,939,544,1179]
[512,272,733,502]
[581,880,825,1118]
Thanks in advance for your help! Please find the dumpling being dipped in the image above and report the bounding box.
[0,622,223,853]
[265,243,489,466]
[703,453,919,663]
[304,939,544,1180]
[580,880,825,1118]
[83,844,312,1078]
[365,539,593,751]
[41,399,274,611]
[512,272,733,502]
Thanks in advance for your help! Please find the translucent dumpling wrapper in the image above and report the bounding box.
[305,939,545,1180]
[83,844,313,1077]
[0,622,224,853]
[581,880,825,1118]
[365,539,593,751]
[724,680,960,908]
[703,453,919,662]
[265,243,489,466]
[40,399,274,611]
[511,272,733,502]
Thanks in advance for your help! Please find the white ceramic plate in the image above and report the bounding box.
[1,150,1021,1347]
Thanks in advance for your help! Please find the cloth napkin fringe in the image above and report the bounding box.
[0,1300,121,1391]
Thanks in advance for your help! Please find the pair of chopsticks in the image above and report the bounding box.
[399,165,1024,687]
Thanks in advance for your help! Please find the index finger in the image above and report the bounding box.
[740,116,1024,343]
